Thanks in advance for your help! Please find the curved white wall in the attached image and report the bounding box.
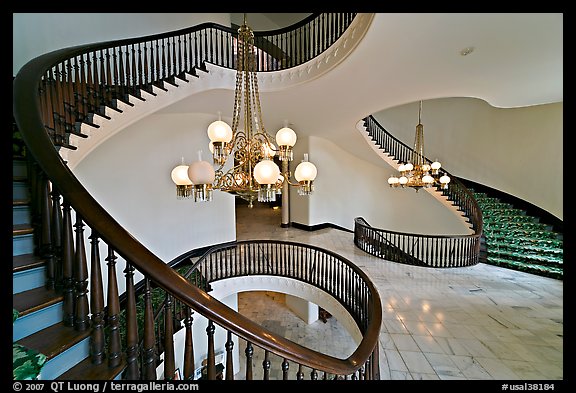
[372,98,563,220]
[13,13,231,75]
[209,275,363,344]
[73,112,237,263]
[290,135,472,235]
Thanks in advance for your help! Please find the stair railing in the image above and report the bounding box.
[146,240,381,380]
[14,14,379,379]
[355,116,483,268]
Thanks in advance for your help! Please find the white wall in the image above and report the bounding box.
[74,112,237,263]
[13,13,231,75]
[209,276,363,344]
[291,135,472,235]
[373,97,563,220]
[286,294,318,325]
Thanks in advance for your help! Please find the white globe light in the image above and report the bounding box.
[398,164,406,172]
[440,175,451,184]
[295,161,318,182]
[171,165,192,186]
[275,127,297,147]
[188,161,215,184]
[404,163,414,171]
[388,176,399,185]
[399,176,408,185]
[207,120,233,143]
[422,174,434,184]
[431,161,442,170]
[253,160,280,185]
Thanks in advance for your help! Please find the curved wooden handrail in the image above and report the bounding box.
[13,14,376,377]
[174,240,382,375]
[356,116,483,267]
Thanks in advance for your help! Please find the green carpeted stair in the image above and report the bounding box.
[471,191,563,279]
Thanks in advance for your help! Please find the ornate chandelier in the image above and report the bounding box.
[387,100,450,191]
[171,16,317,207]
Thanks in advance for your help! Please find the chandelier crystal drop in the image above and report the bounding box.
[387,100,450,192]
[171,14,317,207]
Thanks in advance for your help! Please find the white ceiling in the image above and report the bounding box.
[157,13,563,167]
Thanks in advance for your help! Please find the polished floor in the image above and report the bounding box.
[233,202,563,381]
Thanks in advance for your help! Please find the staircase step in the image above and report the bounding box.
[13,158,28,178]
[17,322,91,380]
[13,232,35,256]
[13,180,30,200]
[13,287,63,318]
[13,265,46,294]
[13,204,32,226]
[485,257,563,279]
[13,287,64,341]
[57,356,126,380]
[14,254,45,273]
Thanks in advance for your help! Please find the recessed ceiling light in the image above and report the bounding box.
[460,46,475,56]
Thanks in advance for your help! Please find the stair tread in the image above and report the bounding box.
[16,321,91,361]
[13,223,33,236]
[13,287,63,317]
[13,254,45,273]
[13,198,30,206]
[57,355,126,380]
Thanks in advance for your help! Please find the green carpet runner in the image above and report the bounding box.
[471,191,563,279]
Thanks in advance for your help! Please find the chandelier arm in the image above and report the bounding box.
[279,170,303,187]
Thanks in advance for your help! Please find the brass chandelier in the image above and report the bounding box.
[171,15,317,206]
[387,100,450,191]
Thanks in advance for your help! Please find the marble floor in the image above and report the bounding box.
[233,202,564,382]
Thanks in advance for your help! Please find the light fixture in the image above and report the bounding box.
[170,157,193,199]
[387,100,450,191]
[171,14,317,207]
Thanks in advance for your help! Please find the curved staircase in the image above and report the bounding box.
[13,14,384,381]
[471,190,563,279]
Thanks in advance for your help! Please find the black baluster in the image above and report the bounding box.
[73,214,89,331]
[89,231,105,365]
[106,248,122,367]
[61,201,75,326]
[141,279,156,379]
[124,262,140,380]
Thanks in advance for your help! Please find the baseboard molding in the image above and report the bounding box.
[168,240,237,268]
[290,222,353,233]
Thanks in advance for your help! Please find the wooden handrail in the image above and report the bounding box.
[14,14,378,378]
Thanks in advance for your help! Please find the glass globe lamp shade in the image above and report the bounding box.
[275,127,297,147]
[294,161,318,182]
[253,160,281,185]
[404,163,414,172]
[207,120,233,143]
[171,165,192,186]
[399,176,408,185]
[440,175,451,184]
[422,174,434,184]
[188,161,216,185]
[431,161,442,170]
